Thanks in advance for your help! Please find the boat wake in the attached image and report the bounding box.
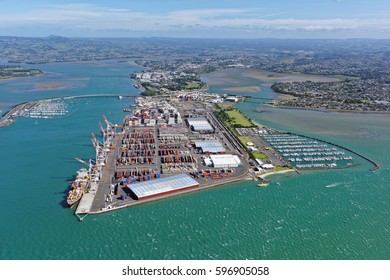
[325,182,346,188]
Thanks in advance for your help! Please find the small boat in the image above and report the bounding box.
[258,183,269,187]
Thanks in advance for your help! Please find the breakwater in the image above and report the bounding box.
[0,94,138,128]
[285,132,379,171]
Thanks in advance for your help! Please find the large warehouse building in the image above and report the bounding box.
[186,117,214,132]
[194,140,225,154]
[204,154,242,168]
[125,174,199,200]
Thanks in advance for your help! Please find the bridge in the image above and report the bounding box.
[54,94,138,100]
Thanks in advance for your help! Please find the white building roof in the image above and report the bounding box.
[127,174,199,199]
[262,164,274,169]
[225,96,238,102]
[204,157,213,166]
[194,140,225,154]
[255,159,264,165]
[187,117,213,131]
[209,154,241,167]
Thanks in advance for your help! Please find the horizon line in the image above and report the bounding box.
[1,35,390,41]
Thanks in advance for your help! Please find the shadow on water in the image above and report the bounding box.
[62,157,91,165]
[50,176,74,180]
[72,144,93,147]
[58,176,75,209]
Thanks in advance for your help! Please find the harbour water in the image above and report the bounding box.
[0,63,389,259]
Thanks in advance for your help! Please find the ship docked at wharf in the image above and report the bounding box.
[68,92,378,220]
[66,115,117,207]
[67,168,89,207]
[69,94,251,219]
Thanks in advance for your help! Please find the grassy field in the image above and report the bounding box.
[184,81,202,89]
[252,152,269,160]
[225,109,254,127]
[237,136,269,160]
[215,107,268,161]
[274,166,294,172]
[218,103,235,110]
[238,136,252,144]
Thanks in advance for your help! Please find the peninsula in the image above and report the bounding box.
[60,92,373,220]
[2,36,390,113]
[0,65,42,79]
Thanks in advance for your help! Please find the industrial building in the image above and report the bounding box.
[194,140,225,154]
[204,154,241,168]
[225,96,239,102]
[126,174,199,200]
[261,163,275,169]
[186,117,213,132]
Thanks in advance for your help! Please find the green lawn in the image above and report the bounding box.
[184,81,202,89]
[237,135,269,161]
[274,166,293,171]
[252,152,269,160]
[238,136,252,144]
[225,110,253,127]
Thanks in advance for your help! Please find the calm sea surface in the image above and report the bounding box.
[0,64,389,260]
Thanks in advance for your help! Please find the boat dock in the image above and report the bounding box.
[262,133,357,169]
[72,95,250,219]
[0,94,138,128]
[69,93,379,220]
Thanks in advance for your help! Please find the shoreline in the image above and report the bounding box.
[260,169,297,179]
[242,69,344,83]
[265,103,390,115]
[0,72,43,81]
[202,68,344,87]
[87,174,249,216]
[223,85,261,93]
[203,67,389,115]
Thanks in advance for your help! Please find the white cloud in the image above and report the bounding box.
[0,3,389,36]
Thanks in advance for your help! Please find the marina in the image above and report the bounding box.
[0,60,388,260]
[27,100,69,118]
[72,94,250,219]
[66,93,380,219]
[0,94,137,127]
[262,133,356,169]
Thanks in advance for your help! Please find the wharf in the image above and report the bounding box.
[83,168,249,217]
[72,96,251,219]
[75,131,122,218]
[69,93,379,221]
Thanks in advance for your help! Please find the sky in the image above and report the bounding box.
[0,0,390,39]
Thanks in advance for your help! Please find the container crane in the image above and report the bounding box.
[75,157,100,182]
[91,132,106,167]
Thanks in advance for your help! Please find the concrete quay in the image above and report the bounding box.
[73,96,251,220]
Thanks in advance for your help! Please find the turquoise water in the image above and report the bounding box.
[1,64,389,260]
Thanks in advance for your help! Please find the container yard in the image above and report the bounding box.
[67,91,377,220]
[72,95,250,220]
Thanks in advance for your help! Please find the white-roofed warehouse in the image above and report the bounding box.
[125,174,199,200]
[187,117,213,132]
[194,140,225,154]
[207,154,241,168]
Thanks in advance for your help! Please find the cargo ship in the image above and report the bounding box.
[67,168,89,207]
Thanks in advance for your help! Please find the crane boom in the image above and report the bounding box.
[75,157,89,166]
[98,121,105,136]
